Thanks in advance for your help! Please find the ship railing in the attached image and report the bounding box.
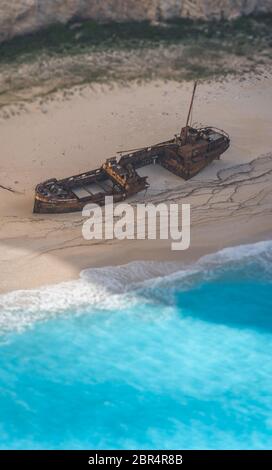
[197,126,230,140]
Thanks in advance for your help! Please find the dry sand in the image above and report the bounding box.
[0,77,271,293]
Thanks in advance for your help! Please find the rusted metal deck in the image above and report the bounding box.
[33,82,230,214]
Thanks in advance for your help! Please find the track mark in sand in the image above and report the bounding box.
[140,153,272,226]
[0,184,22,194]
[0,184,16,193]
[37,239,111,257]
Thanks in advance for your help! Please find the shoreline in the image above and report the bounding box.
[0,77,271,294]
[1,160,271,295]
[1,237,271,306]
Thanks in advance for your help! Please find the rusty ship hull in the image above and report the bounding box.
[33,83,230,214]
[34,126,229,214]
[118,127,230,180]
[33,160,149,214]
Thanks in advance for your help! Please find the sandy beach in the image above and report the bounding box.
[0,76,271,294]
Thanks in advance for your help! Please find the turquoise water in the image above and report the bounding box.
[0,241,271,449]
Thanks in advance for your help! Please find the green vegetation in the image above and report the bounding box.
[0,14,271,107]
[1,14,271,64]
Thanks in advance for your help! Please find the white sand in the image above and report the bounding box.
[0,77,271,293]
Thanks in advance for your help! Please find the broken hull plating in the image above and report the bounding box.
[33,127,230,214]
[34,171,130,214]
[33,188,126,214]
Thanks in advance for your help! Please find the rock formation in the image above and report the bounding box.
[0,1,271,43]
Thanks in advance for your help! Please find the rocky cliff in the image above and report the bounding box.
[1,1,272,43]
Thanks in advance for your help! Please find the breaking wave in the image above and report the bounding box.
[0,240,272,449]
[0,239,271,335]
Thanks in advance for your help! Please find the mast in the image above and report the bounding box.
[182,80,198,142]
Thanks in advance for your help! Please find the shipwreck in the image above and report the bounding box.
[33,82,230,214]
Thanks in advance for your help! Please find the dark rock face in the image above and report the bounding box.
[1,1,272,43]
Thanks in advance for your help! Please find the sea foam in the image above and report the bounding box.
[0,241,272,449]
[0,240,271,334]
